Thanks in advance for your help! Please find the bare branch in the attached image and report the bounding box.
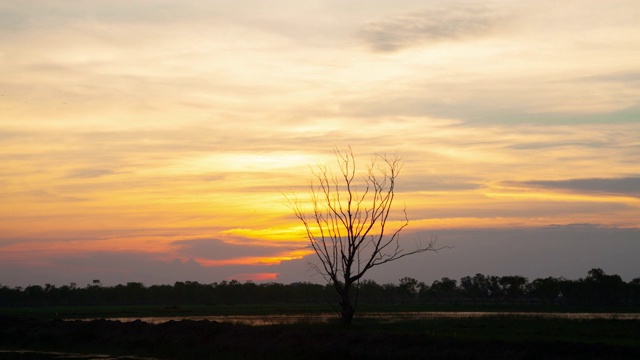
[285,147,447,325]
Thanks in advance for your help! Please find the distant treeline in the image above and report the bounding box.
[2,268,639,308]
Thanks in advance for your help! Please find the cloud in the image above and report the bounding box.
[513,177,640,197]
[2,226,639,287]
[399,176,481,193]
[65,168,118,179]
[0,250,295,287]
[171,238,287,261]
[0,10,26,31]
[577,71,640,85]
[2,0,639,290]
[276,225,640,284]
[357,4,503,52]
[507,141,610,150]
[232,273,278,282]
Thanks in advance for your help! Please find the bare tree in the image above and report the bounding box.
[288,147,443,325]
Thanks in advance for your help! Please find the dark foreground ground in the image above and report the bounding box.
[1,315,639,360]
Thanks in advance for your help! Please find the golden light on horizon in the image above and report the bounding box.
[195,248,314,267]
[1,0,639,285]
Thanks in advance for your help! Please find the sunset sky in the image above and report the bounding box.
[1,0,639,287]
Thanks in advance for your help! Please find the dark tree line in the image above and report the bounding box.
[2,269,639,308]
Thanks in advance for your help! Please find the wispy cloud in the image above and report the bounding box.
[171,238,286,261]
[576,71,640,85]
[357,4,504,52]
[1,0,639,287]
[65,168,118,179]
[512,177,640,197]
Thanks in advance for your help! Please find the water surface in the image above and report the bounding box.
[103,311,640,326]
[0,350,157,360]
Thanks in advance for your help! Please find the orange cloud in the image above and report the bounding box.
[228,273,279,282]
[195,249,313,267]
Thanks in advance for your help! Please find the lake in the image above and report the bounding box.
[102,311,640,325]
[0,349,158,360]
[2,312,638,359]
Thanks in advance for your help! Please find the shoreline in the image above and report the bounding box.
[2,315,640,359]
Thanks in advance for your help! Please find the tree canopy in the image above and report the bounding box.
[3,269,639,308]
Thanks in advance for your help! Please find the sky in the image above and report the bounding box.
[1,0,639,287]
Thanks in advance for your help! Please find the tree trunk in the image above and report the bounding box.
[340,289,355,325]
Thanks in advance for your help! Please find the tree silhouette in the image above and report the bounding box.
[397,277,420,303]
[529,277,560,305]
[288,147,443,325]
[2,269,639,308]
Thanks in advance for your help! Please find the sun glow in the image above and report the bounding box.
[184,152,315,173]
[1,0,639,286]
[229,273,279,282]
[196,249,313,267]
[222,226,309,243]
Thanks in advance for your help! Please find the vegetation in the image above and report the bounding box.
[2,268,639,359]
[1,268,639,312]
[1,314,639,359]
[288,147,447,324]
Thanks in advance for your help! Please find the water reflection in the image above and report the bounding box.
[3,312,637,358]
[107,313,335,326]
[0,350,158,360]
[103,311,640,326]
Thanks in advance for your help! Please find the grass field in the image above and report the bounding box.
[2,303,639,320]
[1,314,639,359]
[1,305,639,359]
